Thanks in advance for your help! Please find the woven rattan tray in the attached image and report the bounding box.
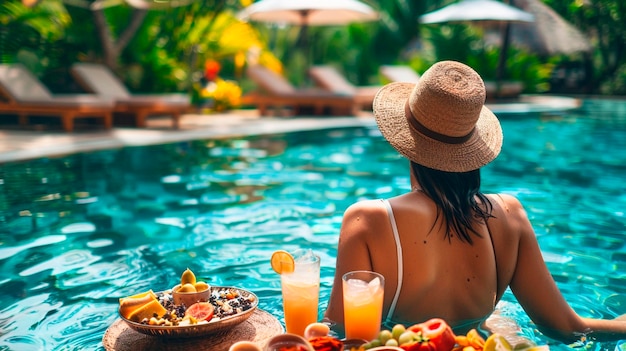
[103,309,284,351]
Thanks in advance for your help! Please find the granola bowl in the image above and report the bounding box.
[119,286,258,338]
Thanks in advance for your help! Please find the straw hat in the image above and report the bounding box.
[373,60,503,172]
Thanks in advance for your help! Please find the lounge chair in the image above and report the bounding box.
[379,65,421,83]
[0,64,114,132]
[307,65,381,111]
[70,63,191,128]
[243,65,357,116]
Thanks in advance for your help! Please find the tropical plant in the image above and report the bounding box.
[299,0,428,86]
[2,0,272,97]
[0,0,70,71]
[544,0,626,94]
[117,1,272,96]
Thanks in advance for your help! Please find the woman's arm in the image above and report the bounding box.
[324,200,387,326]
[505,195,626,343]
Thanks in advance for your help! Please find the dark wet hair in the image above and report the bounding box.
[410,161,494,244]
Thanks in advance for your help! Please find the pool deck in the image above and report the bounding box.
[0,95,582,164]
[0,110,376,163]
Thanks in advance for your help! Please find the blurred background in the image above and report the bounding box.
[1,0,624,110]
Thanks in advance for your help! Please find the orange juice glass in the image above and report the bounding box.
[280,249,320,336]
[342,270,385,341]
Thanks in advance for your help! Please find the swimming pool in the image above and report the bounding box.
[1,100,626,350]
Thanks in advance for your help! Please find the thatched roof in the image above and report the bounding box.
[510,0,592,55]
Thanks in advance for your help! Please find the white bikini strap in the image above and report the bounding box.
[382,199,403,322]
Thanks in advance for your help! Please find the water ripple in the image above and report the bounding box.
[19,250,100,277]
[0,235,67,261]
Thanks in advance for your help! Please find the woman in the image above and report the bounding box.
[324,61,626,344]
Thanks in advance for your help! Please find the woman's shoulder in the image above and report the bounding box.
[486,193,525,214]
[485,193,532,232]
[342,199,390,227]
[344,198,387,213]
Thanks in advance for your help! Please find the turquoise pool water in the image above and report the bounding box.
[1,101,626,350]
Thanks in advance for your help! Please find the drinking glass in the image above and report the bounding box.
[342,270,385,341]
[280,249,321,336]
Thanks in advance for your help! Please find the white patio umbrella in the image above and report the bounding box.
[238,0,378,67]
[419,0,534,24]
[419,0,534,90]
[238,0,378,25]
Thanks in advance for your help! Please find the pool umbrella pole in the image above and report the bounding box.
[295,10,312,70]
[497,15,513,84]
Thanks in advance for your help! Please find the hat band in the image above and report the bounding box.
[405,101,475,144]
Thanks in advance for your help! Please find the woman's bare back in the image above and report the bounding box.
[325,191,626,342]
[325,192,526,333]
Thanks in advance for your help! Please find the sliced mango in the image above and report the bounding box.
[126,298,167,322]
[119,289,156,304]
[119,290,159,319]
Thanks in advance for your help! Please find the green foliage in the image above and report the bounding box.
[307,22,381,86]
[251,24,303,84]
[0,0,70,69]
[544,0,626,94]
[270,0,429,86]
[249,21,375,86]
[124,1,267,93]
[499,48,553,93]
[369,0,428,66]
[600,64,626,95]
[421,24,479,64]
[0,0,69,40]
[315,0,426,85]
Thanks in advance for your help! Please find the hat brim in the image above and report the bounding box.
[373,82,503,172]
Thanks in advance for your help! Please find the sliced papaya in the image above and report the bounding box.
[126,298,167,322]
[118,289,156,304]
[119,291,158,319]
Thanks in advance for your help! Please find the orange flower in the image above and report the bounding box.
[204,60,221,81]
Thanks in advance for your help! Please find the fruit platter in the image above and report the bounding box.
[118,268,258,338]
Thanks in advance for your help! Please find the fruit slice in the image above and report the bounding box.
[119,290,158,319]
[304,322,330,339]
[126,298,167,322]
[185,302,215,321]
[483,333,513,351]
[270,250,295,274]
[119,289,156,304]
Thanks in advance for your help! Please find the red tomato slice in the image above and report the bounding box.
[184,302,215,321]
